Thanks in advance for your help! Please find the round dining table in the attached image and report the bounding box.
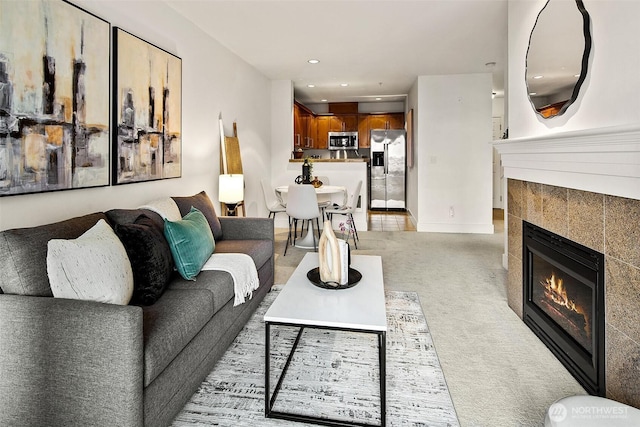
[275,184,346,249]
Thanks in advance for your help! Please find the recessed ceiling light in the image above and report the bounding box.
[321,99,328,102]
[533,75,543,79]
[308,59,319,64]
[340,83,349,87]
[307,84,315,88]
[529,92,537,95]
[375,97,382,101]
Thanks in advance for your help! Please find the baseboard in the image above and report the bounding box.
[416,222,495,234]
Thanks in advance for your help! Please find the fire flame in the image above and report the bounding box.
[541,274,591,338]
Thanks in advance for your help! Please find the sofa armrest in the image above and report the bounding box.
[0,295,144,426]
[219,216,274,241]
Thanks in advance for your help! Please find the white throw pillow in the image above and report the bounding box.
[47,219,134,305]
[139,197,182,221]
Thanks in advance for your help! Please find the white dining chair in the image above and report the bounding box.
[325,180,362,248]
[284,184,321,256]
[260,179,286,220]
[316,176,332,220]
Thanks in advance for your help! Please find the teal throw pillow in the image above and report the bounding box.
[163,207,215,280]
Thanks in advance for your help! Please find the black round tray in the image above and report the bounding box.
[307,267,362,290]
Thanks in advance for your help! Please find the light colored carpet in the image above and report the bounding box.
[173,286,459,426]
[273,226,586,427]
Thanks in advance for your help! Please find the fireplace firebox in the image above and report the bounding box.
[522,221,605,395]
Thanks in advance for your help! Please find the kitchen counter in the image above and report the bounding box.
[289,158,369,163]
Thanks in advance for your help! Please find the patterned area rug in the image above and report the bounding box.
[172,286,459,426]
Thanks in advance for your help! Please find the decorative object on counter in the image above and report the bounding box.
[316,221,354,288]
[311,176,323,188]
[301,157,312,184]
[292,148,304,159]
[218,174,244,216]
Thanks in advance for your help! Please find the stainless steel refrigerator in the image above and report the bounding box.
[369,129,406,210]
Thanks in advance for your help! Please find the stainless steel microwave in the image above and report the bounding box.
[328,132,358,150]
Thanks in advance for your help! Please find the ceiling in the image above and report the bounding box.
[166,0,508,106]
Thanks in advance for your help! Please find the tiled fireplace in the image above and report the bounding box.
[506,179,640,407]
[495,124,640,408]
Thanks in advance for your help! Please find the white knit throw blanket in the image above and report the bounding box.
[201,253,259,306]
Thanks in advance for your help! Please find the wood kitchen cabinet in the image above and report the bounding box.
[330,114,358,132]
[367,113,405,131]
[358,114,370,148]
[294,102,316,148]
[386,113,405,130]
[358,113,405,148]
[294,103,303,148]
[294,101,405,150]
[315,116,331,149]
[307,115,317,148]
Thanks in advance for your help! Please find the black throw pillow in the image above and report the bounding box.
[115,214,173,305]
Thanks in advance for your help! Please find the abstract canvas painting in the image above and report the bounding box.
[113,28,182,185]
[0,0,111,196]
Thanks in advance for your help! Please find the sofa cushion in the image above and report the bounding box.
[163,207,215,280]
[169,270,235,315]
[141,289,213,386]
[105,208,164,231]
[172,191,223,240]
[214,239,272,271]
[114,215,173,305]
[0,212,109,296]
[47,219,134,305]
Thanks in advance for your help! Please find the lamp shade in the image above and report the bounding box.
[219,174,244,203]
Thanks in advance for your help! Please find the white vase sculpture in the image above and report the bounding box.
[318,221,349,286]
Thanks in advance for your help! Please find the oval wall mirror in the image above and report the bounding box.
[525,0,592,119]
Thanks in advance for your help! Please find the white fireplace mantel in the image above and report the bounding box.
[493,124,640,201]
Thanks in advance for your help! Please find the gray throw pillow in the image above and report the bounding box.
[172,191,223,240]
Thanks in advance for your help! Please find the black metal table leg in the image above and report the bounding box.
[379,331,386,426]
[264,321,271,417]
[265,322,386,427]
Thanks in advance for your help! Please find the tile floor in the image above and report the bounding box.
[367,210,416,231]
[367,209,504,232]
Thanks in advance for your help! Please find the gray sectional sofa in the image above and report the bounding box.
[0,191,274,427]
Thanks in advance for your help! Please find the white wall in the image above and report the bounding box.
[0,0,272,230]
[508,0,640,138]
[406,80,420,225]
[415,74,494,234]
[270,79,294,190]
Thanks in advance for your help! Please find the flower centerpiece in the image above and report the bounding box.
[338,219,354,241]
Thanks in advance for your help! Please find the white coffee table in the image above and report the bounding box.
[264,252,387,426]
